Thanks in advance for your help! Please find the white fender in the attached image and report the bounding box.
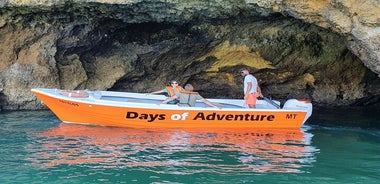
[283,99,313,123]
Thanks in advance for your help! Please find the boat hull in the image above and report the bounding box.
[32,88,310,129]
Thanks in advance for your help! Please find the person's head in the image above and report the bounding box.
[184,84,194,91]
[169,80,179,87]
[239,68,250,77]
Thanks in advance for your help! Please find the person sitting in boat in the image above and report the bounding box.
[148,80,184,104]
[160,84,221,109]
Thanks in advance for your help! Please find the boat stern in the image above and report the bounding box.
[283,99,313,124]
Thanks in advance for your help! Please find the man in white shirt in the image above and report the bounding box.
[240,68,263,108]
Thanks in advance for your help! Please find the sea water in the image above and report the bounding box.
[0,109,379,184]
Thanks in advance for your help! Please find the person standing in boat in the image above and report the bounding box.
[240,68,263,108]
[148,80,184,104]
[160,84,220,109]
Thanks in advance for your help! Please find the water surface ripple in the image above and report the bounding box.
[1,110,379,183]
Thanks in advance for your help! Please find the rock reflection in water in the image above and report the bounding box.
[30,124,318,173]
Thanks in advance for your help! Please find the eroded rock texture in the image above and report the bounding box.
[0,0,379,110]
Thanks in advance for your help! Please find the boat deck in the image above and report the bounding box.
[34,88,282,110]
[100,95,246,109]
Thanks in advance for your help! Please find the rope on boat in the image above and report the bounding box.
[60,90,89,98]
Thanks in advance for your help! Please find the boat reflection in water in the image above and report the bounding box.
[32,124,318,173]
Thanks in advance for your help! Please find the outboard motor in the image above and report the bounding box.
[283,99,313,123]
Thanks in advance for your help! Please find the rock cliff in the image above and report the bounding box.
[0,0,379,110]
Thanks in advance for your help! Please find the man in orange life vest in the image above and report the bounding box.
[149,80,184,104]
[160,84,220,108]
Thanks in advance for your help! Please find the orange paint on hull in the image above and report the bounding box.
[33,89,308,129]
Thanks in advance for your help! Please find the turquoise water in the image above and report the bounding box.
[0,110,379,184]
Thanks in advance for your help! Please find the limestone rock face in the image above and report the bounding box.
[0,0,379,110]
[249,0,380,77]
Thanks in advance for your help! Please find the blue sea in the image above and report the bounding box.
[0,108,379,184]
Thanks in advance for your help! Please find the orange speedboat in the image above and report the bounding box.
[31,88,312,129]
